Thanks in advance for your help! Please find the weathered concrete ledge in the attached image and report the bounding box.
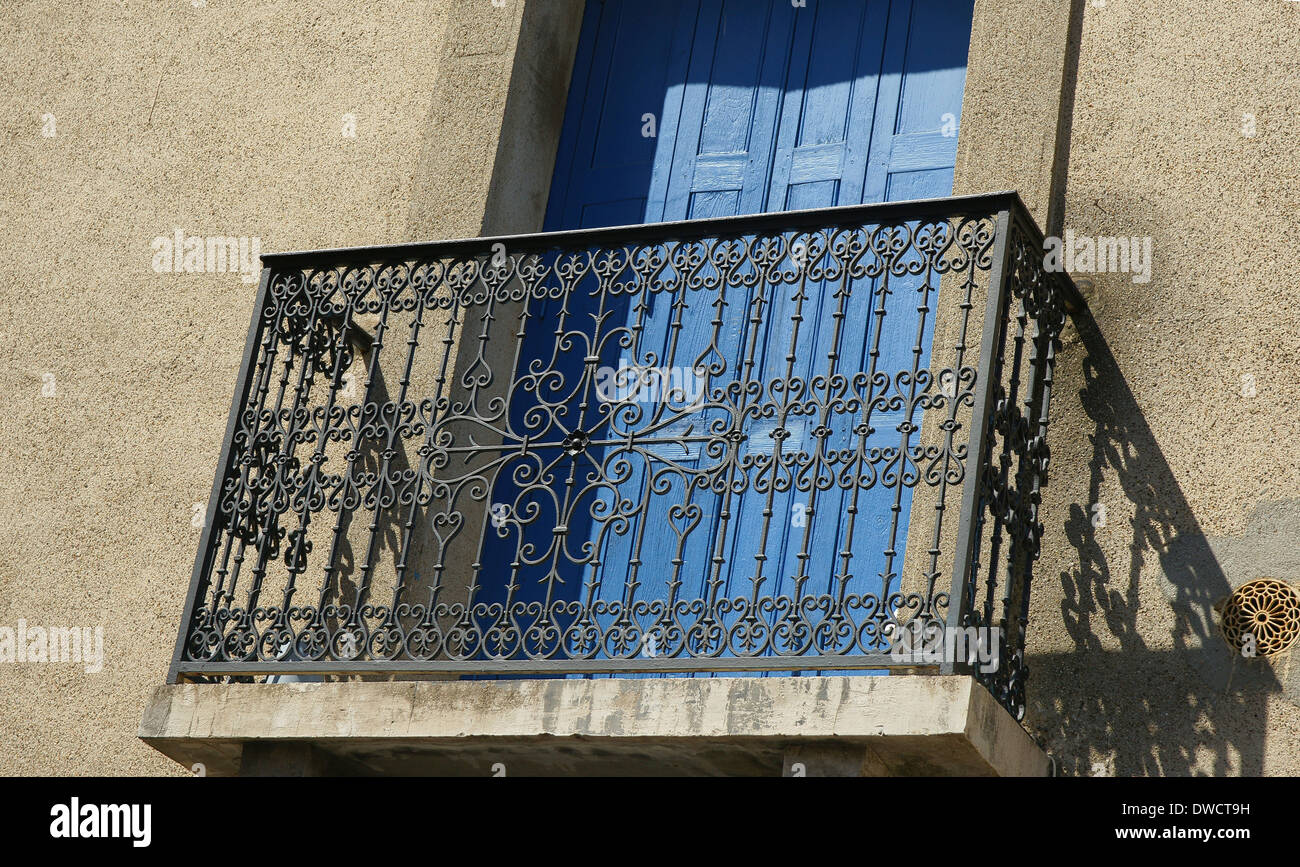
[139,675,1047,777]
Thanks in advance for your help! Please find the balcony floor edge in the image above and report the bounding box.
[138,674,1047,777]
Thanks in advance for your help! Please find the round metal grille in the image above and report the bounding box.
[1219,578,1300,658]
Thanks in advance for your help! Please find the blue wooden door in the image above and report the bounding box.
[484,0,974,671]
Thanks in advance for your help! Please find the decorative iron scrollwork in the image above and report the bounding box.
[173,195,1079,721]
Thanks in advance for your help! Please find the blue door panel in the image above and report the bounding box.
[482,0,974,678]
[546,1,690,231]
[768,0,890,212]
[661,0,795,223]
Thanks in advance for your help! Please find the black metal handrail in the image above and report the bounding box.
[169,191,1079,719]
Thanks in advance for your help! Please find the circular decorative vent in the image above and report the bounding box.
[1219,578,1300,658]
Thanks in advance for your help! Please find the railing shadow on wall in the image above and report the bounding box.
[1007,0,1273,774]
[1029,313,1276,776]
[167,191,1082,722]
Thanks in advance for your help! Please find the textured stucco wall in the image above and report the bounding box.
[950,0,1300,776]
[0,0,548,775]
[1012,0,1300,776]
[957,0,1080,228]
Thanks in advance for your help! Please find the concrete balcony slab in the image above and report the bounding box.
[139,674,1047,777]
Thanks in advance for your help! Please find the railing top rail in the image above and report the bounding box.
[261,190,1035,268]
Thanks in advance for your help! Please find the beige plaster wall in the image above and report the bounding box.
[0,0,555,775]
[959,0,1300,775]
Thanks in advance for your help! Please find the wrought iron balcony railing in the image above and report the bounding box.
[169,191,1080,719]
